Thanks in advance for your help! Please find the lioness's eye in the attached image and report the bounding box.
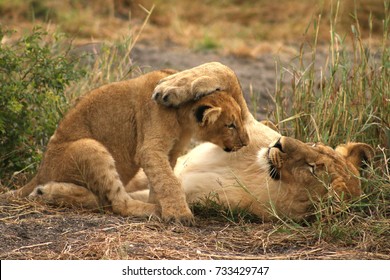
[226,123,236,129]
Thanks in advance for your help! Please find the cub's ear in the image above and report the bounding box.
[194,105,222,126]
[335,143,375,171]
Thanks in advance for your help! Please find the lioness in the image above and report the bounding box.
[129,132,373,221]
[4,68,249,224]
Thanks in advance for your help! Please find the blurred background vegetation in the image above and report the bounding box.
[0,0,387,52]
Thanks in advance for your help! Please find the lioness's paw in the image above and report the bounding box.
[153,62,229,107]
[152,84,186,107]
[113,199,160,219]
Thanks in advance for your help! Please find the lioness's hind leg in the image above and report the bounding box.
[65,139,158,218]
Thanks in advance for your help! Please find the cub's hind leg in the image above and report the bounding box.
[30,182,100,209]
[59,139,158,218]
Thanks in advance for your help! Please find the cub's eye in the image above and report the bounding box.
[307,163,316,175]
[226,123,236,129]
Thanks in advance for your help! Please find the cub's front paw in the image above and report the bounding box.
[161,205,195,226]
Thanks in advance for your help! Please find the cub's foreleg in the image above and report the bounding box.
[152,62,229,106]
[138,148,194,225]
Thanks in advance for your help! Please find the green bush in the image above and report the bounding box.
[0,27,84,179]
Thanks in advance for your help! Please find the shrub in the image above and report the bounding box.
[0,27,84,179]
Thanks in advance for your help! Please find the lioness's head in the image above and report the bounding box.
[258,136,374,198]
[192,91,249,152]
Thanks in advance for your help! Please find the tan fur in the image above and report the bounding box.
[4,69,249,224]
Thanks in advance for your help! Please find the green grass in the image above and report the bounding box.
[273,1,389,148]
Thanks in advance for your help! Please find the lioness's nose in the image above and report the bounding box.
[273,137,284,152]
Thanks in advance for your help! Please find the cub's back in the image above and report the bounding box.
[51,69,176,144]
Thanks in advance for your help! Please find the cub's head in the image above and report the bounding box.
[192,91,249,152]
[258,136,374,198]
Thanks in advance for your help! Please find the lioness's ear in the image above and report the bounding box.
[335,143,375,171]
[194,105,222,126]
[260,120,279,132]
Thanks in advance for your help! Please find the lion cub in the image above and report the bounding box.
[11,69,249,224]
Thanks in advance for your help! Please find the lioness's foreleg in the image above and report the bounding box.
[153,62,250,121]
[60,139,158,217]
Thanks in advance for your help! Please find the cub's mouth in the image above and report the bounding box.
[224,144,245,152]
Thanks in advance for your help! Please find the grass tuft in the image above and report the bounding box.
[265,0,390,251]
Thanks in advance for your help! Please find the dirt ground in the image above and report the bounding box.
[1,195,388,260]
[1,42,388,260]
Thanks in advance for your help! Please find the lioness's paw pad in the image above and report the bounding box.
[152,85,184,107]
[153,65,226,107]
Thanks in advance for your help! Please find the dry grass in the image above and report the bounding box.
[1,195,388,260]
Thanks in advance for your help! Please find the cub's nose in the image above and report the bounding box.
[240,132,250,147]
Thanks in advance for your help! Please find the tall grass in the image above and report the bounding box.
[274,2,389,148]
[271,1,389,245]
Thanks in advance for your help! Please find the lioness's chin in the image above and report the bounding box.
[257,148,270,171]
